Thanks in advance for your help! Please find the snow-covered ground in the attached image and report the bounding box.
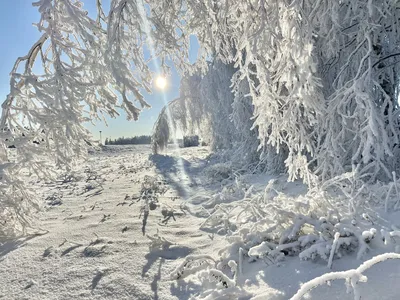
[1,145,400,300]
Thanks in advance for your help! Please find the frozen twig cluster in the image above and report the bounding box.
[172,173,400,291]
[170,255,216,280]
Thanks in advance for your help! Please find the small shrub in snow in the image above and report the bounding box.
[197,268,235,288]
[182,136,199,148]
[169,254,251,299]
[203,163,234,183]
[147,230,173,251]
[136,176,169,234]
[170,255,216,280]
[138,175,167,211]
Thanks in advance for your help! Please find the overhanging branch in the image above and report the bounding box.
[0,34,48,129]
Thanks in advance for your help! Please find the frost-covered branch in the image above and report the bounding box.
[291,253,400,300]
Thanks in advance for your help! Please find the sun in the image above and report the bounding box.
[155,76,167,90]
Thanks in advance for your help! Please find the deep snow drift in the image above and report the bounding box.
[1,145,400,300]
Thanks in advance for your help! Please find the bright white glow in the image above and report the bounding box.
[155,76,167,90]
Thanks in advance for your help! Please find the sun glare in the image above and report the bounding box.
[155,76,167,90]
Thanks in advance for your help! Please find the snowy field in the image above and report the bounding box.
[1,145,400,300]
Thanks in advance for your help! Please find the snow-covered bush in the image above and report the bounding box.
[202,163,234,184]
[182,136,199,148]
[171,173,400,293]
[136,175,167,211]
[170,255,216,280]
[169,254,251,299]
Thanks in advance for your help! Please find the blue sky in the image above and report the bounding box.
[0,1,197,141]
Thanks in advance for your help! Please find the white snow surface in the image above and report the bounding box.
[1,145,400,300]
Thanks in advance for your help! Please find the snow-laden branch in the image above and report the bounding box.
[291,253,400,300]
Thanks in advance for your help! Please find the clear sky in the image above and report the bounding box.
[0,1,198,141]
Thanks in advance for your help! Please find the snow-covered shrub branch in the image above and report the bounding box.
[291,253,400,300]
[171,174,400,288]
[170,255,216,280]
[168,174,400,299]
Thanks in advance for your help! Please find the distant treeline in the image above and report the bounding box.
[105,135,151,145]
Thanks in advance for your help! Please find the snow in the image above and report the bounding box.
[1,145,400,299]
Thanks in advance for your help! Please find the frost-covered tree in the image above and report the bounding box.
[312,1,400,183]
[152,60,272,170]
[152,0,400,184]
[0,0,158,236]
[1,0,117,236]
[153,62,237,149]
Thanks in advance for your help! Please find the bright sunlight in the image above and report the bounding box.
[155,75,167,90]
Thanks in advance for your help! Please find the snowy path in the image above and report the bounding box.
[0,145,222,300]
